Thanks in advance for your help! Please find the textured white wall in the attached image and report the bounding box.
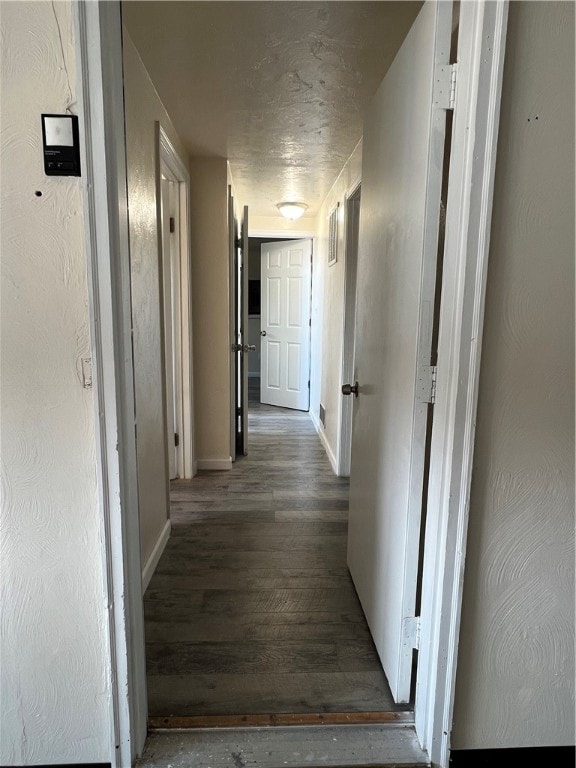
[0,1,110,763]
[123,31,189,568]
[311,141,362,466]
[189,158,232,466]
[452,0,575,749]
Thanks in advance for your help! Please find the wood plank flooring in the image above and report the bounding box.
[144,380,412,718]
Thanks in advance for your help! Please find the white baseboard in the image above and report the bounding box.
[142,519,171,594]
[197,457,233,471]
[309,409,320,432]
[309,411,338,476]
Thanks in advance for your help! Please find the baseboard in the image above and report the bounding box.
[309,408,321,432]
[142,519,171,594]
[309,411,338,475]
[197,457,233,471]
[449,746,575,766]
[192,459,198,476]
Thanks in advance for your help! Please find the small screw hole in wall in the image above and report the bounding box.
[35,191,43,197]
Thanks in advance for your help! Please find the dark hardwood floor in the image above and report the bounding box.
[144,378,412,718]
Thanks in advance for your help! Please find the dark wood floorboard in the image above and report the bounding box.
[144,378,412,717]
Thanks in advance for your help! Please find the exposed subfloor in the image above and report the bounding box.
[144,380,413,717]
[135,724,430,768]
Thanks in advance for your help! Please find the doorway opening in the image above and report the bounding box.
[247,237,313,415]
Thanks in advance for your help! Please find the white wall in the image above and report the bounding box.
[189,158,231,468]
[452,0,575,749]
[250,214,317,239]
[0,1,110,763]
[123,31,189,569]
[310,141,362,472]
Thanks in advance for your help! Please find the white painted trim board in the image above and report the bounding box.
[309,411,338,476]
[414,2,509,766]
[75,1,148,764]
[197,457,233,471]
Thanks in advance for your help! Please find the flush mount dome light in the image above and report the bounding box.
[277,202,308,220]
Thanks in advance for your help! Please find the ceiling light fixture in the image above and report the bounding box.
[277,202,308,221]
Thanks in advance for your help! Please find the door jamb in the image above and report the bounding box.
[415,2,509,765]
[157,123,196,479]
[75,1,147,765]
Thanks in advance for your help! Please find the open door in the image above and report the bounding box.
[161,177,182,480]
[238,205,250,455]
[346,0,452,703]
[230,202,251,458]
[260,239,312,411]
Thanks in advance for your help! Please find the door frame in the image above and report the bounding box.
[157,123,195,480]
[75,2,147,765]
[77,1,508,765]
[337,179,361,477]
[415,2,509,764]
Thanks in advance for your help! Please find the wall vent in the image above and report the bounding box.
[319,403,326,427]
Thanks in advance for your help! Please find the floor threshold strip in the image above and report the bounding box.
[148,711,415,730]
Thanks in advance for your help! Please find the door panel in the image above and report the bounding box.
[346,0,451,703]
[161,178,180,480]
[228,186,237,462]
[260,239,312,411]
[239,205,249,455]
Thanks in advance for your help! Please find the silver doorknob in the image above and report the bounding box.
[341,381,359,398]
[260,330,267,336]
[244,344,256,352]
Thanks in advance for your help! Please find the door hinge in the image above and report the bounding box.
[433,63,457,110]
[169,216,175,233]
[416,365,438,404]
[174,432,179,447]
[308,380,310,389]
[309,318,312,327]
[81,357,92,389]
[403,616,421,650]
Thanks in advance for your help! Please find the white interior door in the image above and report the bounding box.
[161,177,181,480]
[346,0,451,703]
[260,239,311,411]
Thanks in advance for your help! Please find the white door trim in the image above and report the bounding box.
[415,2,509,765]
[74,1,147,765]
[157,124,196,479]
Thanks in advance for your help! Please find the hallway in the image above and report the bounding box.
[143,384,411,720]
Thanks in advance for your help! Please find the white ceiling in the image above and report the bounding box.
[122,1,422,219]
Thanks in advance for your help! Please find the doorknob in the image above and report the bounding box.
[341,381,359,398]
[260,330,267,337]
[245,344,256,352]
